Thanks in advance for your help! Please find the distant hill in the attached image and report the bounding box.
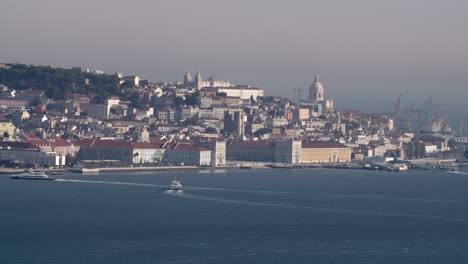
[0,64,121,103]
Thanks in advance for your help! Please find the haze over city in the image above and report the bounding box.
[1,0,467,117]
[3,1,468,264]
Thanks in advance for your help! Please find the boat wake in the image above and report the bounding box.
[166,191,468,222]
[55,179,167,188]
[55,179,466,204]
[448,171,468,175]
[55,179,468,222]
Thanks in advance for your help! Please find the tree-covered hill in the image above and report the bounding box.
[0,64,121,103]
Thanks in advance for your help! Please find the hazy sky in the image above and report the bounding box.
[1,0,467,116]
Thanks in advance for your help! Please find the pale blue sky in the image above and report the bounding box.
[1,0,467,116]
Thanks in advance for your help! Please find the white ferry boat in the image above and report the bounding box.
[168,178,183,191]
[10,170,55,181]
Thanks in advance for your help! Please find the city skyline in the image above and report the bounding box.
[1,0,467,117]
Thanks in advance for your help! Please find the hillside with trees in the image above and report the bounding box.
[0,64,121,103]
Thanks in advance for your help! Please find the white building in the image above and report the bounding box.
[194,139,226,166]
[217,86,264,100]
[163,143,212,166]
[424,142,438,153]
[121,75,140,86]
[275,139,302,164]
[183,70,233,89]
[77,140,165,165]
[266,117,288,128]
[0,145,65,167]
[305,75,334,114]
[80,96,121,120]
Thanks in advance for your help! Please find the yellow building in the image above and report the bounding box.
[0,121,16,137]
[301,142,351,163]
[295,108,310,120]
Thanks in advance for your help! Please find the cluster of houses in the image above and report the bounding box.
[0,67,460,169]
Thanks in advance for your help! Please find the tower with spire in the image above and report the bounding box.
[195,70,203,89]
[183,70,193,84]
[183,69,204,89]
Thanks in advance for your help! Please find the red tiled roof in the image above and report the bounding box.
[50,138,72,147]
[70,139,96,147]
[0,141,40,150]
[91,140,132,148]
[173,143,209,152]
[130,142,162,149]
[149,139,165,144]
[24,139,50,145]
[78,139,163,149]
[302,142,350,149]
[23,133,40,139]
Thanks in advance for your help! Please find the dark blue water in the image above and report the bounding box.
[1,168,468,264]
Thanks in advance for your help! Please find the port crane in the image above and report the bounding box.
[293,88,303,103]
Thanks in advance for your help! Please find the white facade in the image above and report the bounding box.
[275,139,302,164]
[132,148,166,164]
[0,148,65,167]
[217,86,264,100]
[266,117,288,128]
[424,144,438,154]
[164,148,212,166]
[201,80,233,88]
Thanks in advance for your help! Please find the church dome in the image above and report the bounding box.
[309,75,324,101]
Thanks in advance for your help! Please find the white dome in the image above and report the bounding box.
[309,75,324,101]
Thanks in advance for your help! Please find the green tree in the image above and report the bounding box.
[0,64,121,102]
[185,91,200,106]
[448,139,457,149]
[174,97,185,106]
[28,96,42,107]
[205,127,217,133]
[396,148,401,158]
[259,96,274,103]
[414,142,421,159]
[253,128,271,138]
[405,143,415,160]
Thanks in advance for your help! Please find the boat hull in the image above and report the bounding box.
[10,176,55,181]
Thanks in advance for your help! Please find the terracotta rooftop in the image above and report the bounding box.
[83,139,163,149]
[173,143,210,152]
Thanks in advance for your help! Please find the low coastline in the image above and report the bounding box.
[1,158,465,175]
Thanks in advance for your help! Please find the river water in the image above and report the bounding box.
[1,167,468,263]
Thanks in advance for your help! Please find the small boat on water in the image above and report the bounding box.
[10,170,55,181]
[448,164,459,172]
[168,178,183,191]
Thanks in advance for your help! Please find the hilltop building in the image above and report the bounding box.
[183,70,233,89]
[302,75,334,116]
